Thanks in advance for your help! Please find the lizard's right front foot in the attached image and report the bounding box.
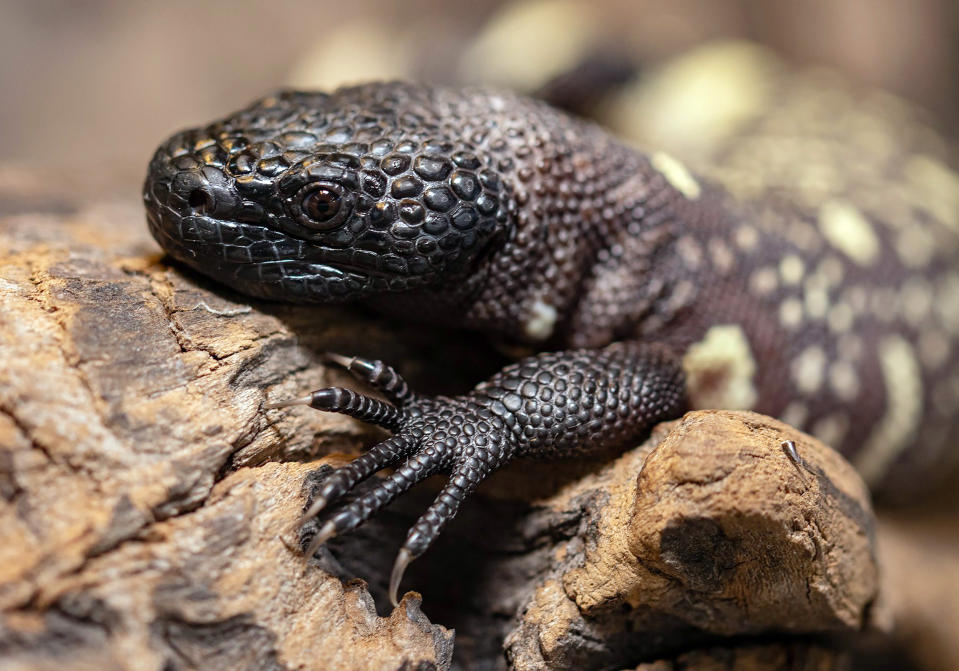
[268,344,685,606]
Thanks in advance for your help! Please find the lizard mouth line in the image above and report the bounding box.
[146,202,399,279]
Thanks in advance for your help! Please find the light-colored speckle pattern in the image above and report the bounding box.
[827,303,854,334]
[651,151,702,200]
[817,200,880,266]
[709,237,735,274]
[524,300,558,341]
[735,225,759,251]
[676,236,703,269]
[781,401,808,429]
[854,336,923,486]
[779,298,804,329]
[792,345,826,394]
[813,413,850,448]
[779,254,804,285]
[749,267,778,296]
[682,324,757,410]
[829,360,859,402]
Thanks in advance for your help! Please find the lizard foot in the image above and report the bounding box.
[269,353,503,606]
[268,344,686,606]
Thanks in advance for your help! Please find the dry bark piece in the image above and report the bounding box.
[0,182,466,670]
[504,411,877,671]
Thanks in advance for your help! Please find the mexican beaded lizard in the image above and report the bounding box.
[143,82,959,604]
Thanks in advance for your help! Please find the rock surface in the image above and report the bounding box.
[0,174,884,670]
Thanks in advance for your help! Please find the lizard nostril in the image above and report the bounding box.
[187,187,215,214]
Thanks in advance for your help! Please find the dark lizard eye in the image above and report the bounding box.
[296,182,352,229]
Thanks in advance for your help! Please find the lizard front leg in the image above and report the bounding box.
[270,342,685,605]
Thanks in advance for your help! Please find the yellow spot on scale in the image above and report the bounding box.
[854,336,923,487]
[804,284,830,320]
[817,200,880,266]
[651,151,702,200]
[676,236,703,269]
[780,401,808,429]
[827,303,855,333]
[682,324,758,410]
[792,346,827,394]
[523,300,557,341]
[735,226,759,251]
[779,254,804,285]
[749,267,778,296]
[709,238,735,274]
[779,298,804,329]
[828,361,859,402]
[812,413,850,448]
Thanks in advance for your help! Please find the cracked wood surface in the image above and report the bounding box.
[0,171,894,670]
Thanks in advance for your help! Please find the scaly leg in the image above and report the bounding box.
[269,342,686,605]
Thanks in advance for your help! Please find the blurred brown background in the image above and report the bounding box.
[2,0,958,199]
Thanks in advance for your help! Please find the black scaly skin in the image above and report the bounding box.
[143,82,959,604]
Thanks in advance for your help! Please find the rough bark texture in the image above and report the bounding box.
[0,170,936,671]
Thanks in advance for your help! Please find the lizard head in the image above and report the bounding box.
[143,83,514,304]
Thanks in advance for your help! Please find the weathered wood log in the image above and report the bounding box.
[0,174,881,670]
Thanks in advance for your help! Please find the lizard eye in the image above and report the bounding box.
[296,182,352,229]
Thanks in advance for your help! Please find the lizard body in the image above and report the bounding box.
[143,81,959,603]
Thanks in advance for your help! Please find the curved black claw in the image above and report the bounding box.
[277,343,686,607]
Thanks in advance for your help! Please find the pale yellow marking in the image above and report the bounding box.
[817,200,880,266]
[735,225,759,252]
[918,330,951,370]
[749,267,778,296]
[682,324,757,410]
[792,346,827,394]
[804,283,830,320]
[523,300,557,341]
[827,303,855,334]
[854,336,923,486]
[812,413,850,448]
[829,361,859,402]
[676,236,703,270]
[780,401,808,429]
[779,298,804,329]
[935,273,959,334]
[651,151,702,200]
[904,154,959,232]
[900,278,933,327]
[779,254,805,285]
[667,280,697,314]
[709,238,735,274]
